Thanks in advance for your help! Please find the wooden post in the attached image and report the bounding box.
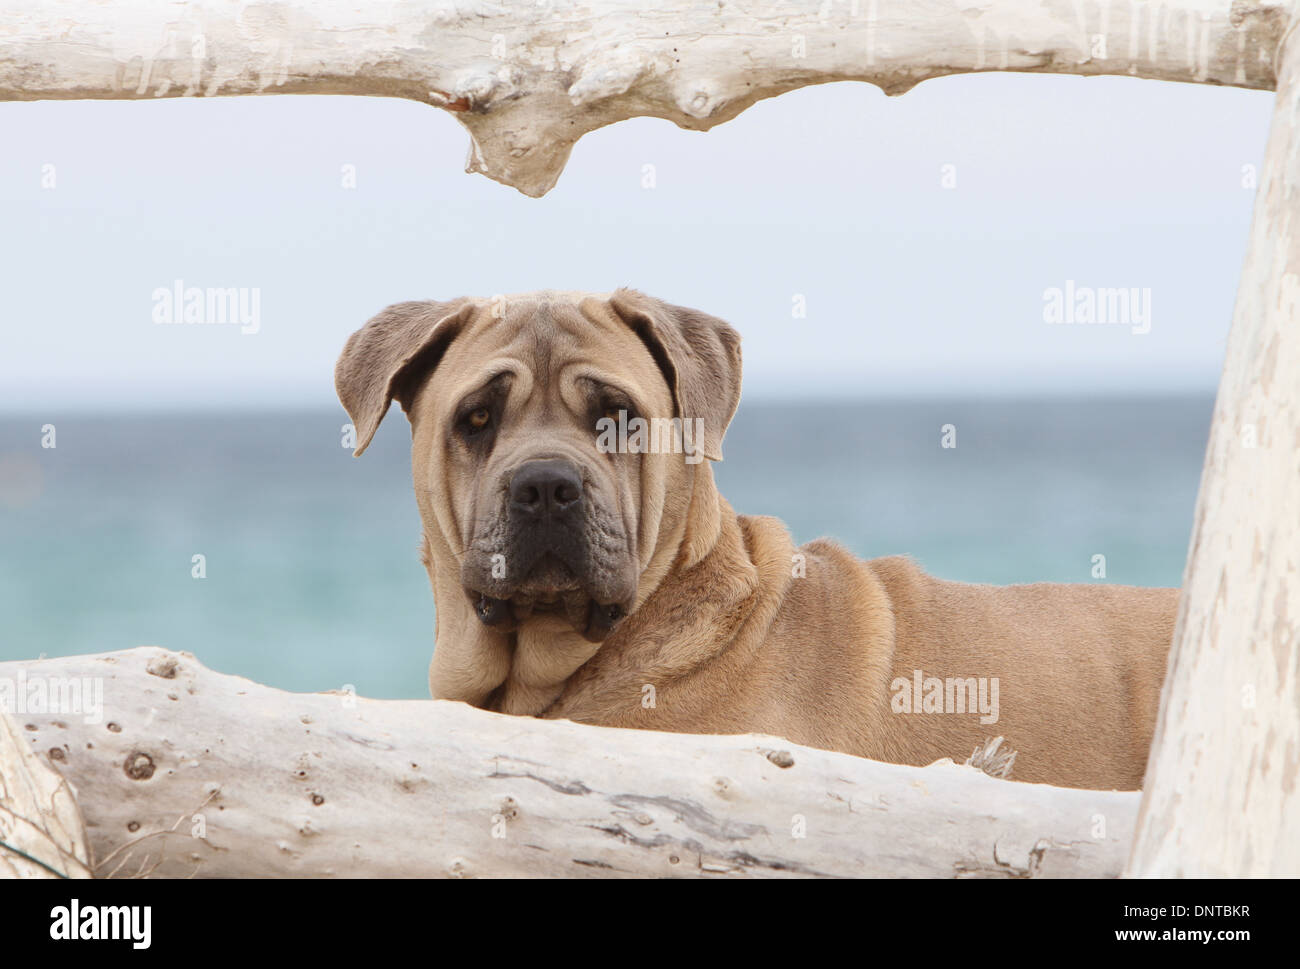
[1126,20,1300,877]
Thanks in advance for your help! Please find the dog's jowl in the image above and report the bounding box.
[336,289,1176,791]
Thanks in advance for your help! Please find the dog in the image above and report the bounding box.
[336,289,1177,790]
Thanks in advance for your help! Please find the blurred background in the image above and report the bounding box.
[0,75,1270,696]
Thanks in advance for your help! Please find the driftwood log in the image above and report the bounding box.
[0,0,1287,196]
[1,647,1139,878]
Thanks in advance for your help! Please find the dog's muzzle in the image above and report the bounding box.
[464,458,631,642]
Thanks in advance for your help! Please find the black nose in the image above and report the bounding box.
[509,459,584,519]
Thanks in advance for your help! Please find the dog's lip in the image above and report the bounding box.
[466,554,581,607]
[582,600,625,642]
[464,585,629,641]
[516,554,582,593]
[470,592,516,630]
[464,554,631,637]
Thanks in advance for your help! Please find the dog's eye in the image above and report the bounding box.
[600,400,635,424]
[466,408,492,433]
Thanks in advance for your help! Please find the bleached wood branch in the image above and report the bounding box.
[0,0,1289,195]
[1,647,1137,878]
[0,706,91,879]
[1126,20,1300,878]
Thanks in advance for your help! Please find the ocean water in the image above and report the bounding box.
[0,396,1212,698]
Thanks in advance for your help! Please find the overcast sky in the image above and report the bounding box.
[0,72,1274,410]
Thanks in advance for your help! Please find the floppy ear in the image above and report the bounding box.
[335,298,475,457]
[607,288,743,461]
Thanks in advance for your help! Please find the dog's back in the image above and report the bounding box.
[858,554,1176,789]
[640,515,1176,790]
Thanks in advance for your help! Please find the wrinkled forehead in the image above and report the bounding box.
[434,295,670,410]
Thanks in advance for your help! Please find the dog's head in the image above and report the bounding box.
[335,289,742,652]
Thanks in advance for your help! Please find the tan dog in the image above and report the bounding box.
[336,290,1177,791]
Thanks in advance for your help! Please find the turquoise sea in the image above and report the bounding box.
[0,396,1212,698]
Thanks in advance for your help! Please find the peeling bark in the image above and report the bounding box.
[2,648,1137,878]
